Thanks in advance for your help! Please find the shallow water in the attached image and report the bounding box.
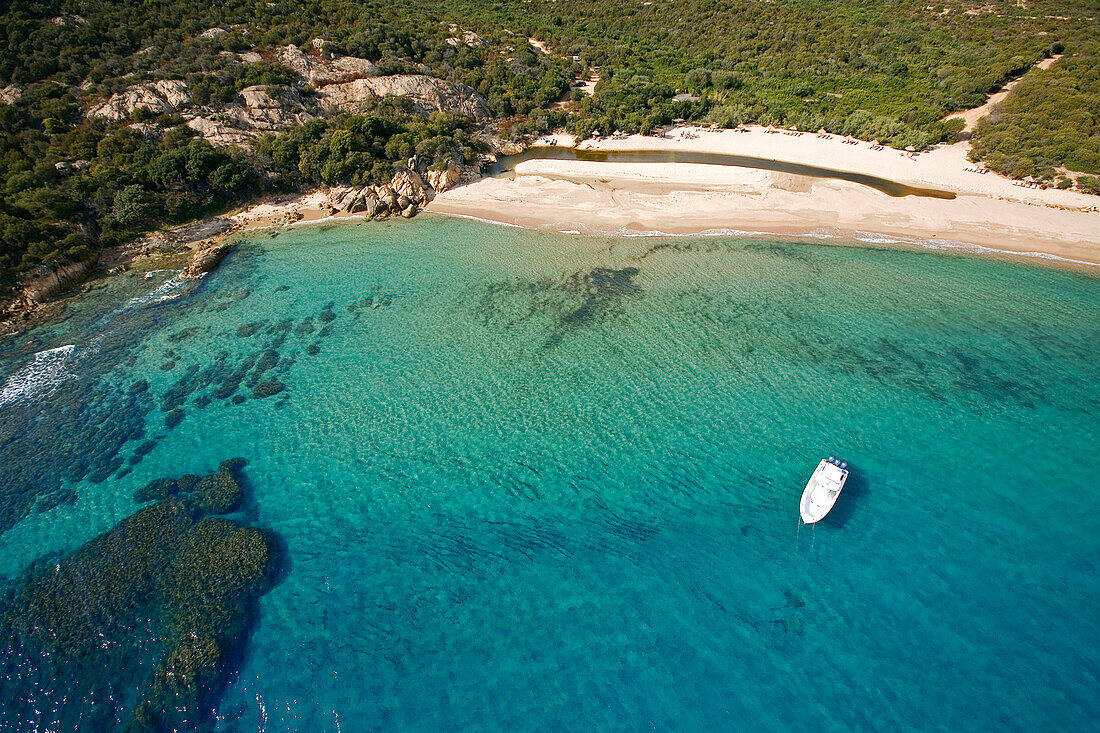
[1,218,1098,731]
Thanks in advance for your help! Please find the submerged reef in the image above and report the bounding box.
[0,460,282,731]
[135,458,246,514]
[475,266,643,349]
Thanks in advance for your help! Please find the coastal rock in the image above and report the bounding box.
[280,42,378,86]
[327,166,471,219]
[18,260,95,305]
[390,168,432,204]
[87,79,191,121]
[332,186,386,216]
[483,134,525,156]
[379,185,400,210]
[318,75,491,120]
[427,161,481,193]
[330,187,359,211]
[361,190,387,216]
[182,242,234,279]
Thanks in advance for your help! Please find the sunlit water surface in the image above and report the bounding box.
[1,218,1098,731]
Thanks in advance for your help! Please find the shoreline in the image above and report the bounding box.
[422,127,1100,269]
[5,124,1099,336]
[223,183,1100,270]
[421,209,1100,269]
[226,125,1100,269]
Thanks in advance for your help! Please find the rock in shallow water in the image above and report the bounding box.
[165,408,185,428]
[252,380,285,398]
[0,460,281,726]
[194,468,243,513]
[135,476,178,502]
[0,461,283,731]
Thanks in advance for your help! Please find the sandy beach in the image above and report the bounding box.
[225,125,1100,268]
[426,127,1100,266]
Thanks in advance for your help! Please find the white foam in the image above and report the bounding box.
[426,211,524,229]
[126,274,188,308]
[0,344,78,408]
[256,211,1100,269]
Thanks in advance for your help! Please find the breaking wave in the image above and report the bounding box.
[0,344,78,408]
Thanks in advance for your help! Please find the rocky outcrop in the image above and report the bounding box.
[483,134,525,156]
[10,260,95,309]
[231,84,314,131]
[390,168,432,204]
[446,26,487,47]
[326,169,431,219]
[0,84,21,105]
[318,75,491,119]
[186,116,258,147]
[427,160,482,193]
[325,163,479,219]
[279,42,378,86]
[182,242,234,279]
[187,85,314,147]
[88,80,191,121]
[128,121,163,139]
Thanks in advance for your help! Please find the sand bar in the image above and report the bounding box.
[425,127,1100,267]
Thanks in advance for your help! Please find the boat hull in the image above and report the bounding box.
[799,459,848,523]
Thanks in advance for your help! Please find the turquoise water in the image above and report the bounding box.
[1,218,1099,731]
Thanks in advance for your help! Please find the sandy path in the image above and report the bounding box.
[946,54,1062,132]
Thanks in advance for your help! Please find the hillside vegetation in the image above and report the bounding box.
[0,0,1097,288]
[970,41,1100,187]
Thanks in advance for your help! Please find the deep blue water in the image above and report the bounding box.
[1,218,1098,731]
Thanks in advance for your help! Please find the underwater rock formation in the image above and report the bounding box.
[252,380,285,398]
[134,459,246,513]
[0,460,281,731]
[194,468,244,514]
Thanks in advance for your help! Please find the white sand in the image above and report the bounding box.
[426,126,1100,267]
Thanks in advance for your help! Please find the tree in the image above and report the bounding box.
[111,185,162,227]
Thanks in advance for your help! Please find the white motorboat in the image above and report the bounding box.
[799,457,849,524]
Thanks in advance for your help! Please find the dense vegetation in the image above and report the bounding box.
[0,0,1097,290]
[449,0,1092,146]
[970,41,1100,183]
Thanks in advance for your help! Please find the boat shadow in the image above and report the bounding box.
[824,468,867,528]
